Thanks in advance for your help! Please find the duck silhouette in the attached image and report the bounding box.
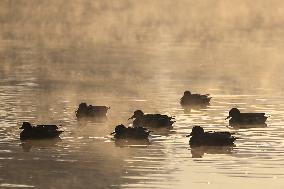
[226,108,268,125]
[76,102,110,118]
[129,110,175,128]
[180,91,211,106]
[111,124,150,139]
[187,126,236,146]
[19,122,63,140]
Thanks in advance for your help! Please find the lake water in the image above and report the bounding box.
[1,1,284,188]
[1,41,284,189]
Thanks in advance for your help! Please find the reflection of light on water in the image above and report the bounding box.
[0,183,35,188]
[1,39,284,188]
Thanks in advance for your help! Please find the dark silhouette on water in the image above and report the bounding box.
[187,126,236,146]
[19,122,64,140]
[226,108,268,125]
[180,91,211,106]
[111,124,150,139]
[75,102,110,118]
[129,110,175,128]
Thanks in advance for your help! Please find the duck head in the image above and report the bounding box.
[226,108,241,120]
[187,126,204,137]
[129,110,144,119]
[19,122,32,130]
[78,102,88,110]
[111,124,127,135]
[184,91,192,96]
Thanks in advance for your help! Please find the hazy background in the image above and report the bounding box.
[1,0,284,88]
[1,0,284,46]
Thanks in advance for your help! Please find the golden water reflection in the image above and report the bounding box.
[1,43,284,188]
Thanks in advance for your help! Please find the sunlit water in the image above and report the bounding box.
[1,40,284,189]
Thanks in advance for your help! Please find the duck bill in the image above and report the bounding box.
[225,116,231,120]
[19,126,23,129]
[128,115,135,120]
[186,134,192,137]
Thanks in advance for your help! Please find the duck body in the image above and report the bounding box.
[76,102,110,118]
[226,108,267,125]
[180,91,211,106]
[129,110,174,128]
[20,122,63,140]
[188,126,236,147]
[111,124,150,139]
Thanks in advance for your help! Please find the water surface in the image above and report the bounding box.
[1,42,284,189]
[1,1,284,188]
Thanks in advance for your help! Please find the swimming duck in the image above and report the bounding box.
[180,91,211,106]
[111,124,150,139]
[129,110,175,128]
[76,102,110,118]
[187,126,236,146]
[19,122,64,140]
[226,108,268,125]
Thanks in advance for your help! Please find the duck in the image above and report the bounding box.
[225,108,268,125]
[19,122,64,140]
[129,110,175,128]
[187,126,236,146]
[111,124,150,139]
[75,102,110,118]
[180,91,211,106]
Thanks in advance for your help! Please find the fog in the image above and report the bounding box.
[1,0,284,47]
[1,0,284,105]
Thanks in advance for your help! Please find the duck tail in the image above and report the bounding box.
[232,136,239,141]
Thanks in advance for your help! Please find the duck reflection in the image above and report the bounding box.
[190,146,234,158]
[229,123,267,129]
[114,138,150,148]
[148,127,174,136]
[77,116,108,123]
[20,138,61,152]
[182,104,209,113]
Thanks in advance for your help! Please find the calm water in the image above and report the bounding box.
[1,40,284,189]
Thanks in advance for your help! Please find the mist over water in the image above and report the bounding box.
[1,1,284,189]
[2,0,284,45]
